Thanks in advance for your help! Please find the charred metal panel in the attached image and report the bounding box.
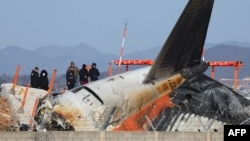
[151,73,250,131]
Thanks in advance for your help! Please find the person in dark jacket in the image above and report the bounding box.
[89,63,100,81]
[30,66,40,88]
[79,64,89,85]
[67,61,79,86]
[66,66,76,90]
[39,69,49,91]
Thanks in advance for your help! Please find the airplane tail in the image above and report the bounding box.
[143,0,214,83]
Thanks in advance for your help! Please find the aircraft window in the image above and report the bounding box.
[71,86,104,105]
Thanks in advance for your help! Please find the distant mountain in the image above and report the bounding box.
[218,41,250,48]
[123,46,160,60]
[204,44,250,79]
[0,42,249,81]
[0,44,118,76]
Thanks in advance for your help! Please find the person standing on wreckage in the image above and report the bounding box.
[79,64,89,85]
[66,66,76,90]
[89,63,100,81]
[30,66,40,88]
[67,61,79,86]
[39,69,49,91]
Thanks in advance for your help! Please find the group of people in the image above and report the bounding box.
[30,67,49,91]
[30,61,100,91]
[66,61,100,90]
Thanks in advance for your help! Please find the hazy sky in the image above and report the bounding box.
[0,0,250,55]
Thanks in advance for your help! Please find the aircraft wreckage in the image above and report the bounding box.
[32,0,250,132]
[1,0,250,132]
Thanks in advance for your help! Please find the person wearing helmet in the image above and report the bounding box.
[89,63,100,81]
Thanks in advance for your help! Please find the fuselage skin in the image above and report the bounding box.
[52,66,185,131]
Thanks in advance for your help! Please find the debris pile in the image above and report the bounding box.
[0,95,18,131]
[0,83,48,131]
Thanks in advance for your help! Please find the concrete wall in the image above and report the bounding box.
[0,131,223,141]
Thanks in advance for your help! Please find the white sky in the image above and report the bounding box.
[0,0,250,55]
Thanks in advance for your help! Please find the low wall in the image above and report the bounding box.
[0,131,223,141]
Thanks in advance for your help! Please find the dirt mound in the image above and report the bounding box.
[0,95,18,131]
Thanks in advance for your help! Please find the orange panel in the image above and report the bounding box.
[112,60,153,65]
[113,94,175,131]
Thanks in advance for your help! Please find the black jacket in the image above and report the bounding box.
[66,69,76,86]
[30,70,39,88]
[39,70,49,91]
[89,67,100,81]
[79,68,89,81]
